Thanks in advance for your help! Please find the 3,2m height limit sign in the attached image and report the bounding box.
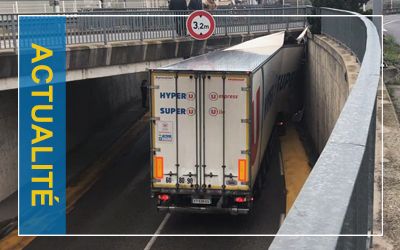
[186,10,216,40]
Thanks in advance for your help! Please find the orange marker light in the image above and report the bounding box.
[155,157,164,179]
[238,159,247,182]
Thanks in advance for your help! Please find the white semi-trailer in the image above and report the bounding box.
[149,30,306,215]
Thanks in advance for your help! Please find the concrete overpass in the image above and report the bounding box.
[0,31,293,91]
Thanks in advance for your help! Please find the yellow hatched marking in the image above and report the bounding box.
[280,124,311,215]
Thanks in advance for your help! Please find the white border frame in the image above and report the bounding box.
[16,14,384,237]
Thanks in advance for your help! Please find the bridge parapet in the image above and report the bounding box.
[270,7,381,250]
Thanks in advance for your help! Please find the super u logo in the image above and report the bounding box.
[187,107,196,116]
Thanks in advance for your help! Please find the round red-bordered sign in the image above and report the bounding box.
[186,10,216,40]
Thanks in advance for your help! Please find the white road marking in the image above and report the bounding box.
[143,213,172,250]
[125,168,149,192]
[279,213,286,227]
[279,152,284,176]
[383,18,400,32]
[383,19,400,26]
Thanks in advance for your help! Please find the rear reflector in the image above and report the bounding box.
[155,157,163,179]
[158,194,170,201]
[234,197,247,202]
[238,159,247,182]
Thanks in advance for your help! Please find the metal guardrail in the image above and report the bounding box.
[383,1,400,14]
[270,7,380,250]
[0,0,153,14]
[0,8,307,51]
[82,3,295,11]
[383,7,400,14]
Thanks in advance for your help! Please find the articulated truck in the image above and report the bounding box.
[149,29,306,215]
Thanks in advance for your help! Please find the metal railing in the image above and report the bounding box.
[383,0,400,14]
[270,7,380,250]
[0,0,312,14]
[0,7,307,51]
[383,7,400,14]
[0,0,152,14]
[83,3,306,12]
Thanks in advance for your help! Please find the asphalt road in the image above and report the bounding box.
[24,127,286,250]
[384,14,400,43]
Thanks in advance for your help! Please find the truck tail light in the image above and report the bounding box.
[155,157,164,179]
[158,194,170,201]
[234,197,247,202]
[238,159,247,182]
[278,122,283,126]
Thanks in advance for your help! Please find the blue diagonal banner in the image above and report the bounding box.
[19,16,66,235]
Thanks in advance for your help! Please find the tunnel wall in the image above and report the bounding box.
[0,89,18,202]
[66,72,147,152]
[304,32,360,153]
[0,72,147,202]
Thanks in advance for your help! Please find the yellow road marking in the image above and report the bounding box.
[0,112,150,250]
[280,123,311,215]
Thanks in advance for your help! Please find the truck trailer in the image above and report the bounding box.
[149,30,306,215]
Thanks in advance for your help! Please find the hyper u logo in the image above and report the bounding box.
[160,107,196,115]
[19,16,66,235]
[159,92,196,100]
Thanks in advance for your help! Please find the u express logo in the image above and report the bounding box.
[160,107,196,115]
[209,92,218,101]
[209,92,239,101]
[159,92,196,101]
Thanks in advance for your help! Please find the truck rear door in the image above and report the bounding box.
[151,73,199,190]
[151,72,250,192]
[201,74,250,191]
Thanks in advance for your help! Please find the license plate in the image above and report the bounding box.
[192,198,211,204]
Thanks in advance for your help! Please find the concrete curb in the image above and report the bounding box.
[0,218,17,240]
